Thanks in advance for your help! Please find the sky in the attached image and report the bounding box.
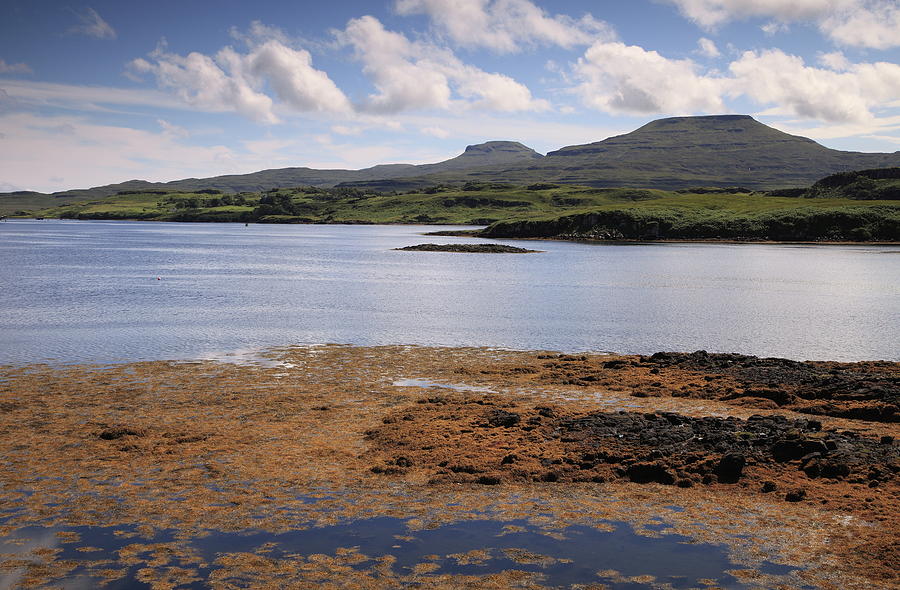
[1,0,899,193]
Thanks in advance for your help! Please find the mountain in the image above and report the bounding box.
[342,115,900,191]
[5,116,900,208]
[1,141,542,204]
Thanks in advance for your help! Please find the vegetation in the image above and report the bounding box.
[342,115,900,192]
[5,117,900,209]
[10,172,900,241]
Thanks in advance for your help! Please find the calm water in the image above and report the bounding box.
[1,518,804,589]
[1,219,898,364]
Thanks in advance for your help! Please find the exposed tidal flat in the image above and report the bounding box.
[1,220,898,588]
[0,345,898,588]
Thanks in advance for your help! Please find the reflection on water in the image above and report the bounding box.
[1,219,898,364]
[0,518,808,589]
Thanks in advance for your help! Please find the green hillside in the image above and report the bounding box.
[342,115,900,191]
[5,116,900,207]
[0,141,541,204]
[478,171,900,242]
[15,171,900,241]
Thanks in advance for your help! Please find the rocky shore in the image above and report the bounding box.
[395,243,539,253]
[0,345,896,588]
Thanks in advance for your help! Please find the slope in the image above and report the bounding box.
[342,115,900,191]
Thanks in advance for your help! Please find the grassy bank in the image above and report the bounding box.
[8,175,900,241]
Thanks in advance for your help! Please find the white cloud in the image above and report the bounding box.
[130,47,278,124]
[0,113,241,192]
[569,40,900,126]
[338,15,548,114]
[820,2,900,49]
[243,41,353,114]
[129,33,352,123]
[394,0,615,52]
[68,7,117,40]
[663,0,852,28]
[229,20,292,46]
[0,79,190,112]
[765,115,900,148]
[0,59,32,74]
[663,0,900,49]
[697,37,721,57]
[573,42,725,115]
[760,20,790,35]
[157,119,189,137]
[728,49,900,123]
[818,50,852,71]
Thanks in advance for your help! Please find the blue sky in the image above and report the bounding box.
[1,0,899,192]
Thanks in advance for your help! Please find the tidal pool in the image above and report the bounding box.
[0,517,807,589]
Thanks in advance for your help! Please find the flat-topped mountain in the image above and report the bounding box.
[346,115,900,191]
[5,116,900,208]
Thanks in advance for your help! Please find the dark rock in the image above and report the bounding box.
[476,475,501,485]
[676,478,694,488]
[714,453,745,483]
[395,243,539,254]
[500,454,518,465]
[487,409,521,427]
[761,481,778,493]
[820,461,850,478]
[626,463,675,485]
[772,439,803,462]
[881,435,894,445]
[785,488,807,502]
[394,456,413,468]
[98,427,146,440]
[603,359,630,369]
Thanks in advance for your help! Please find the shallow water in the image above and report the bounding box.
[1,219,898,364]
[0,517,808,589]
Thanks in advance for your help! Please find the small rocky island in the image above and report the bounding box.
[395,243,539,253]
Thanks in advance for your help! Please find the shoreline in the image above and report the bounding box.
[1,345,896,588]
[7,218,900,245]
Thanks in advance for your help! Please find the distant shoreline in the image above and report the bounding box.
[7,218,899,245]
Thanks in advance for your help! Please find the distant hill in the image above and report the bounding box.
[4,116,900,212]
[342,115,900,191]
[0,140,542,211]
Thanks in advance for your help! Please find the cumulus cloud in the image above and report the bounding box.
[573,42,725,115]
[572,42,900,125]
[664,0,900,49]
[129,34,352,123]
[727,49,900,123]
[818,50,852,70]
[820,2,900,49]
[130,46,278,124]
[697,37,721,57]
[0,59,32,74]
[68,7,116,40]
[395,0,615,52]
[338,15,548,113]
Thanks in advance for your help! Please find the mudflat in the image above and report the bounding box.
[0,345,896,588]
